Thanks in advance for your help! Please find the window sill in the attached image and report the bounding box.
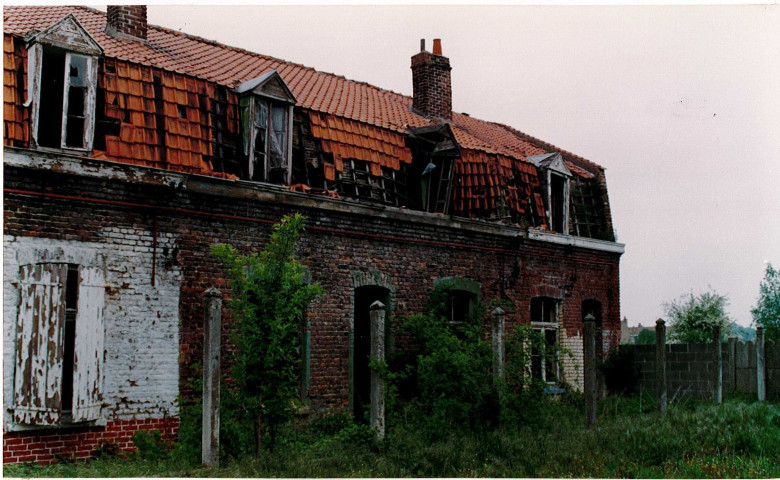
[4,409,105,432]
[34,145,92,156]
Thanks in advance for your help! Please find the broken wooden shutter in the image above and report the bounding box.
[13,263,67,426]
[71,265,105,422]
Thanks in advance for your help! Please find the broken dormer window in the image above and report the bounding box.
[36,47,95,149]
[237,71,296,184]
[26,15,101,151]
[527,153,572,234]
[549,173,567,233]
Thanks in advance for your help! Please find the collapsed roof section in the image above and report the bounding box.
[3,5,614,238]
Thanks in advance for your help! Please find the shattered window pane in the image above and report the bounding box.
[255,99,268,127]
[239,96,252,156]
[68,54,88,87]
[269,105,286,168]
[254,128,266,153]
[65,83,86,148]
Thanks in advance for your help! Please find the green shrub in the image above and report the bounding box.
[391,287,499,433]
[131,429,165,460]
[599,344,640,395]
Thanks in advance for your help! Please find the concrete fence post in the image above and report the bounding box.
[757,326,766,402]
[492,307,505,379]
[583,314,597,429]
[713,326,722,404]
[369,300,386,440]
[656,319,667,415]
[202,287,222,467]
[727,336,737,392]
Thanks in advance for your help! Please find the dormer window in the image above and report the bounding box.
[25,15,101,152]
[528,153,572,234]
[549,172,567,233]
[237,71,296,185]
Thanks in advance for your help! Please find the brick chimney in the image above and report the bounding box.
[105,5,148,41]
[411,38,452,120]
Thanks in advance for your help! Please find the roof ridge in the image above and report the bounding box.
[135,7,411,99]
[495,122,604,171]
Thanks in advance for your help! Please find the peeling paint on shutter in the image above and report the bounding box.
[71,265,105,422]
[13,264,67,426]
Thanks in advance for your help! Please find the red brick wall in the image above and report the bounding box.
[3,417,178,465]
[106,6,147,40]
[4,158,621,460]
[411,50,452,120]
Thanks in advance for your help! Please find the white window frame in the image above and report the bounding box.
[12,262,105,427]
[547,170,570,234]
[25,15,101,153]
[530,297,560,383]
[236,70,297,185]
[241,95,294,184]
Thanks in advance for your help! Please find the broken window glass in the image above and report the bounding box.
[242,95,290,183]
[35,46,95,150]
[270,104,287,169]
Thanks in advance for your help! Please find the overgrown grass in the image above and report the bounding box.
[5,395,779,478]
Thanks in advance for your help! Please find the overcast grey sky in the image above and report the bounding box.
[142,4,779,327]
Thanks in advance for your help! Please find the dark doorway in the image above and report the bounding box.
[352,285,389,422]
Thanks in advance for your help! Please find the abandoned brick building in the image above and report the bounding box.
[3,5,624,464]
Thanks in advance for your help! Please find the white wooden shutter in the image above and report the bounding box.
[71,265,105,422]
[13,264,67,426]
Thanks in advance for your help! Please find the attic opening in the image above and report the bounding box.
[36,46,92,149]
[407,124,459,213]
[550,173,566,233]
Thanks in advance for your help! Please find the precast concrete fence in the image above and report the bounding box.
[630,323,778,402]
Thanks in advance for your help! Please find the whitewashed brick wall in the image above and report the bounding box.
[561,330,584,391]
[3,231,181,432]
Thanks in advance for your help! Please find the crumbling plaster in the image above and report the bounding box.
[3,233,181,432]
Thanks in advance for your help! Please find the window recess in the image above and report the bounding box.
[530,296,560,383]
[25,14,102,152]
[434,277,481,326]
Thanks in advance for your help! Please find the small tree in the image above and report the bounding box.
[634,328,656,345]
[664,289,731,343]
[752,263,780,340]
[212,214,322,455]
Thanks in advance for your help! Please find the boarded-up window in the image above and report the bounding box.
[13,263,104,426]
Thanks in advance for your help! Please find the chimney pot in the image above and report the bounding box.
[420,39,425,52]
[433,38,442,55]
[411,39,452,120]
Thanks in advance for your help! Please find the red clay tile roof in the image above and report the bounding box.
[3,5,604,176]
